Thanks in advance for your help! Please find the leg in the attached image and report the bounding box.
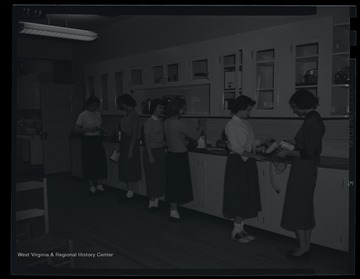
[169,202,180,219]
[305,228,312,249]
[126,182,135,198]
[89,180,96,193]
[292,230,310,255]
[95,180,104,191]
[231,216,250,243]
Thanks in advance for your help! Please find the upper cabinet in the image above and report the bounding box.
[147,62,181,88]
[331,22,350,117]
[254,48,276,111]
[83,15,347,118]
[219,50,243,111]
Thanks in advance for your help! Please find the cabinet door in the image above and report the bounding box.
[312,168,349,251]
[202,155,227,218]
[245,162,270,230]
[249,46,279,117]
[219,50,244,115]
[183,153,204,211]
[264,161,294,237]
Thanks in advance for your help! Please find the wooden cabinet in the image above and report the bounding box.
[183,153,226,218]
[186,153,349,252]
[146,62,181,88]
[312,168,349,251]
[219,50,244,112]
[331,22,350,117]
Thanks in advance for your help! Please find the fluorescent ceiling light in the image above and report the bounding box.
[18,21,99,41]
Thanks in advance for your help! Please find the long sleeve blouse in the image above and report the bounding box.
[294,110,325,162]
[225,115,256,161]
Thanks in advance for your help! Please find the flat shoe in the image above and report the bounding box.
[286,249,312,259]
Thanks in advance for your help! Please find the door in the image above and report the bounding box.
[41,84,75,174]
[203,155,226,218]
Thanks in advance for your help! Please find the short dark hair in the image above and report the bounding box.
[164,97,186,117]
[149,98,165,114]
[117,94,137,107]
[289,90,319,109]
[85,95,100,108]
[230,95,256,114]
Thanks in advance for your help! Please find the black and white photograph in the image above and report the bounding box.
[11,4,357,276]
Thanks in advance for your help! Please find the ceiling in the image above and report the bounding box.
[14,5,136,31]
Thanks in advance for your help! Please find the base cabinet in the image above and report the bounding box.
[187,153,349,252]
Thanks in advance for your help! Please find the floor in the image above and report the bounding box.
[12,172,352,276]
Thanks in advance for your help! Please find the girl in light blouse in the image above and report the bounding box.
[163,98,205,221]
[143,99,166,211]
[117,94,142,200]
[73,96,107,194]
[223,95,272,243]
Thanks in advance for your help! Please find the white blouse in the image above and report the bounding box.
[225,115,259,161]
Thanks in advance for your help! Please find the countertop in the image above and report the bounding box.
[71,136,349,170]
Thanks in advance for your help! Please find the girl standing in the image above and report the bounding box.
[143,99,166,211]
[163,98,205,221]
[276,90,325,259]
[117,94,142,200]
[223,95,272,243]
[73,96,107,194]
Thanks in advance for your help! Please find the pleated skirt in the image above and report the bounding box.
[81,136,107,180]
[165,152,193,204]
[143,147,166,197]
[280,158,318,231]
[222,154,262,219]
[118,135,142,183]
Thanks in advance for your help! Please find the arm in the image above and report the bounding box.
[180,121,204,141]
[73,124,97,135]
[144,121,155,163]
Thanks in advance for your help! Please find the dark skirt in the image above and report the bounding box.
[118,135,142,183]
[280,158,318,231]
[222,154,261,219]
[82,136,107,180]
[165,152,193,204]
[143,147,166,197]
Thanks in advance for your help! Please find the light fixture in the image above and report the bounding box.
[17,21,99,41]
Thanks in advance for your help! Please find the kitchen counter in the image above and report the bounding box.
[188,148,349,170]
[73,136,349,170]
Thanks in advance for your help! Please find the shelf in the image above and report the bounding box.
[257,88,274,91]
[295,84,318,88]
[332,84,350,88]
[256,60,274,65]
[295,55,319,62]
[332,52,350,57]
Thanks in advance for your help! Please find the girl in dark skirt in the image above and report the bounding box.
[73,96,108,194]
[223,96,273,243]
[143,99,166,210]
[163,98,205,220]
[117,94,142,200]
[275,90,325,259]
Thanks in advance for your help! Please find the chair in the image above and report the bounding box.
[15,178,75,269]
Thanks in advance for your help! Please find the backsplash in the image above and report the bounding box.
[102,115,349,158]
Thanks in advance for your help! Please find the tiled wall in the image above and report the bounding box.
[102,115,349,158]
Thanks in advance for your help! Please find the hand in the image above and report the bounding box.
[87,127,98,133]
[275,150,287,159]
[262,138,275,146]
[255,154,266,161]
